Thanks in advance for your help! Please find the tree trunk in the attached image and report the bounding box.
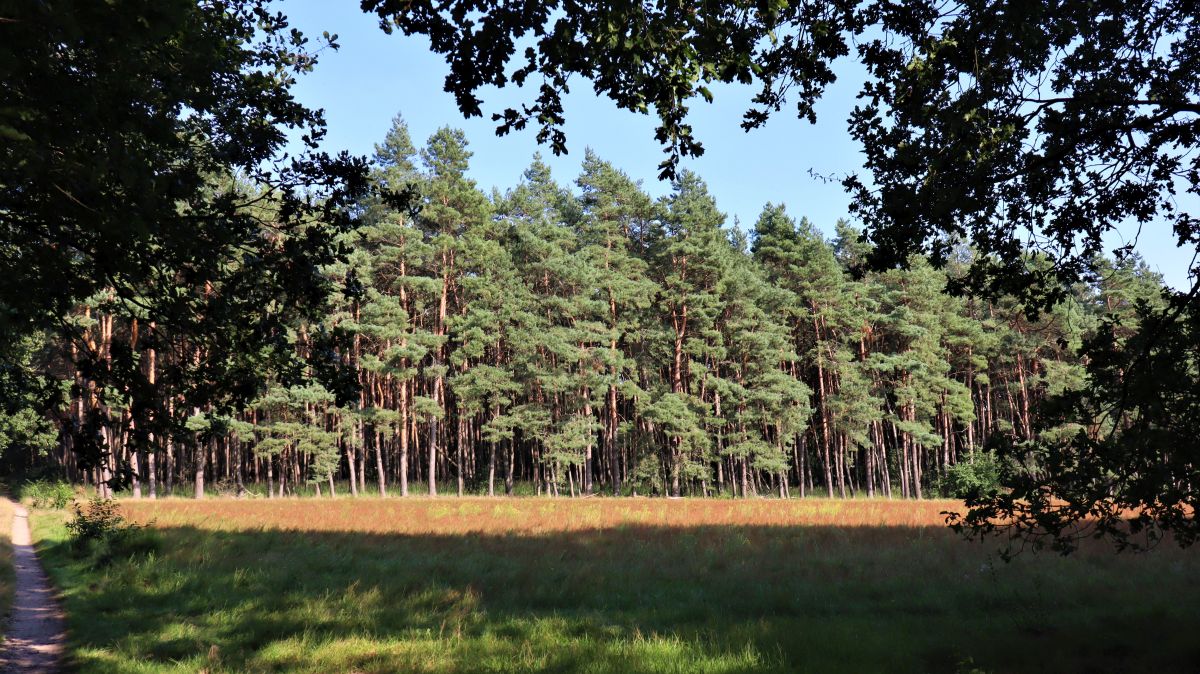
[399,381,410,496]
[194,442,206,499]
[375,430,387,497]
[147,450,157,500]
[456,416,465,496]
[428,386,440,496]
[130,445,142,499]
[607,383,620,496]
[817,368,834,497]
[582,388,594,494]
[505,442,515,495]
[347,439,359,497]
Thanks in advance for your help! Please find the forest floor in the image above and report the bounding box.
[27,497,1200,674]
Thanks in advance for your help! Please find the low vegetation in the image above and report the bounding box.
[0,497,13,624]
[63,498,158,569]
[20,480,76,510]
[29,498,1200,673]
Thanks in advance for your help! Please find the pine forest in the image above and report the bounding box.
[8,118,1165,502]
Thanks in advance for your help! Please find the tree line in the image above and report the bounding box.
[2,116,1165,500]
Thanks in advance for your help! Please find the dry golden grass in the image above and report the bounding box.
[117,496,963,535]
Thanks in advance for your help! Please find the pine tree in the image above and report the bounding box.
[415,127,490,495]
[646,171,732,495]
[753,206,854,496]
[574,151,660,494]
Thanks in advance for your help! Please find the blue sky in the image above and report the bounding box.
[284,0,1193,290]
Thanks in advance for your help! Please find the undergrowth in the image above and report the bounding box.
[66,498,158,567]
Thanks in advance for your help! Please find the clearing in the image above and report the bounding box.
[29,498,1200,673]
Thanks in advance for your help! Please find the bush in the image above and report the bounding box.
[938,452,1004,499]
[211,476,251,497]
[23,479,76,509]
[66,498,158,566]
[628,455,665,496]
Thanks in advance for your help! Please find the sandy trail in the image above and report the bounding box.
[0,502,64,673]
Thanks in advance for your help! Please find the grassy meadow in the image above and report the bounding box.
[29,497,1200,673]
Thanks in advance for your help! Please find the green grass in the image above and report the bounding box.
[0,497,13,625]
[29,500,1200,673]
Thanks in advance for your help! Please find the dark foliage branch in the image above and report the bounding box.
[1,1,372,470]
[859,0,1200,552]
[360,0,858,179]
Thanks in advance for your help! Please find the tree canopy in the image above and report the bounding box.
[1,0,370,474]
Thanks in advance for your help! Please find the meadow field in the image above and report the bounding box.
[30,498,1200,674]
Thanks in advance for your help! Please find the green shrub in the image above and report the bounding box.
[629,455,665,496]
[23,479,76,509]
[937,452,1004,499]
[66,498,158,567]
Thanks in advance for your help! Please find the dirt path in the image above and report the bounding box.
[0,502,65,673]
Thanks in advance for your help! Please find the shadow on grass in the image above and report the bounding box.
[36,521,1200,674]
